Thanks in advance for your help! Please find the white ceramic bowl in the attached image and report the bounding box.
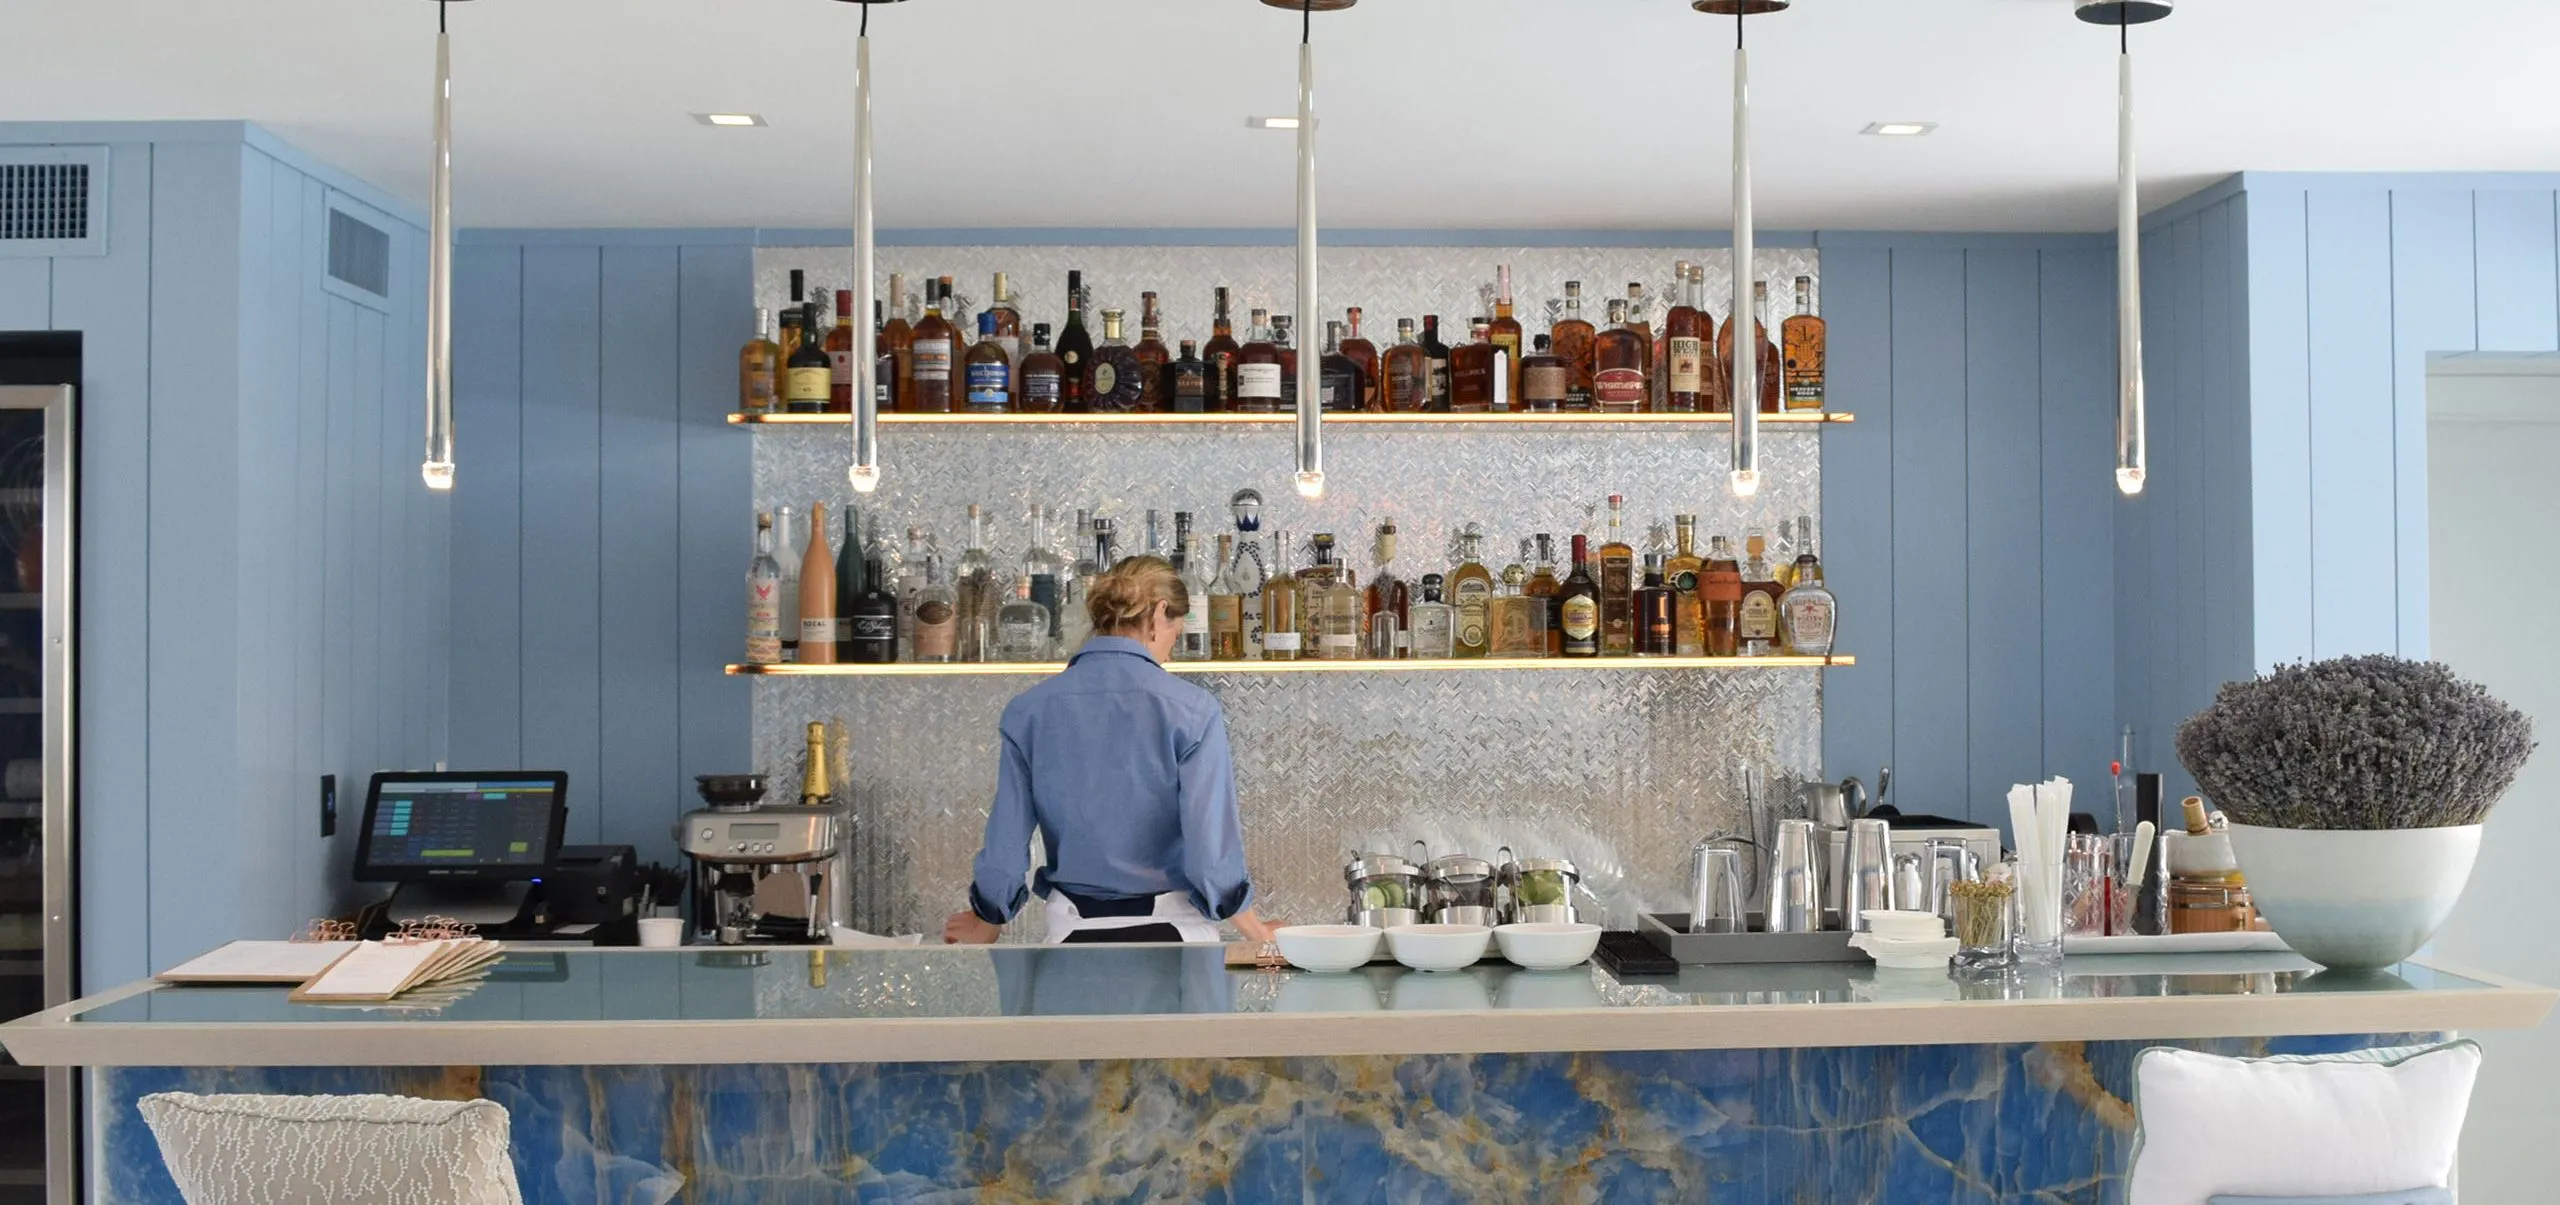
[1861,910,1947,941]
[1493,922,1603,971]
[1274,924,1385,973]
[1851,933,1959,971]
[1386,923,1493,972]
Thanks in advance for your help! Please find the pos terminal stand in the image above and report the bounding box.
[353,771,570,932]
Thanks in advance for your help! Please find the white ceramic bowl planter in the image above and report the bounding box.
[2225,824,2483,972]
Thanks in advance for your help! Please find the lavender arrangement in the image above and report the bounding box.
[2175,655,2536,831]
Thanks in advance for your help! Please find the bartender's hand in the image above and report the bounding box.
[942,910,1002,945]
[1232,908,1281,944]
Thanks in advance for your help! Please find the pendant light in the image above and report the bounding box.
[1262,0,1351,500]
[419,0,469,492]
[2079,0,2169,496]
[1694,0,1787,499]
[841,0,906,496]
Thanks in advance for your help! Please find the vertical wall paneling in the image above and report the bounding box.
[2301,191,2399,658]
[1886,249,1969,814]
[2196,200,2244,711]
[674,246,754,818]
[290,174,332,926]
[2245,187,2314,670]
[234,149,291,935]
[2387,190,2477,660]
[1815,247,1894,795]
[2036,248,2117,790]
[1961,250,2043,811]
[599,248,683,853]
[2167,211,2204,778]
[449,246,526,767]
[518,247,606,842]
[2471,191,2559,353]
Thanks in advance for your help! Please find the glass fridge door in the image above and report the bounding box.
[0,385,72,1205]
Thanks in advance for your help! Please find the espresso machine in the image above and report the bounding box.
[677,774,848,945]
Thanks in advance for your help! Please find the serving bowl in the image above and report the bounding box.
[1386,923,1493,972]
[1274,924,1384,973]
[1493,921,1603,970]
[1860,910,1948,941]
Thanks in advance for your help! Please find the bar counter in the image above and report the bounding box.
[9,947,2550,1203]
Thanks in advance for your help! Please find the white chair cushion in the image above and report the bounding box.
[2126,1041,2479,1205]
[137,1092,524,1205]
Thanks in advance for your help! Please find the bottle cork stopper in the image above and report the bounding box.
[2181,796,2211,835]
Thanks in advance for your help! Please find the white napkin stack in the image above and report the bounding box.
[2005,777,2072,947]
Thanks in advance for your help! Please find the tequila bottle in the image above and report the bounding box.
[1488,543,1546,658]
[1409,574,1457,659]
[1738,535,1783,656]
[1557,535,1601,658]
[910,555,958,663]
[1228,489,1269,657]
[991,577,1055,662]
[1597,495,1637,655]
[1020,507,1065,645]
[955,504,1004,662]
[1260,530,1303,661]
[1208,533,1247,660]
[1447,523,1496,658]
[1305,532,1364,660]
[1178,531,1217,661]
[1665,515,1707,657]
[1781,523,1837,657]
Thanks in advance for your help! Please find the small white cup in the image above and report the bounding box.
[636,917,685,949]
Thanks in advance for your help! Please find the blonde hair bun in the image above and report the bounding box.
[1087,555,1190,635]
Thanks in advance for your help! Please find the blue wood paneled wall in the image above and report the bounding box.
[445,240,753,858]
[0,123,445,989]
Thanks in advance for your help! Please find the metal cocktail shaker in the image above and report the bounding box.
[1845,818,1894,932]
[1767,820,1821,934]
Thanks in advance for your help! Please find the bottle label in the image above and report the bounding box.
[912,339,953,382]
[1783,594,1833,652]
[1028,575,1062,637]
[1241,593,1265,656]
[1704,566,1744,603]
[742,376,776,413]
[1739,593,1779,641]
[1022,371,1062,410]
[1670,337,1706,392]
[1236,363,1284,400]
[1263,630,1302,652]
[1209,594,1240,653]
[1524,364,1568,409]
[915,604,958,659]
[1455,594,1489,649]
[1561,594,1599,641]
[965,361,1009,409]
[785,366,831,405]
[830,349,854,388]
[1183,602,1210,637]
[1174,368,1207,412]
[1092,360,1118,396]
[1595,367,1647,408]
[1669,568,1699,593]
[851,612,897,642]
[1428,358,1452,407]
[998,617,1048,652]
[799,617,836,645]
[1319,633,1357,651]
[746,584,782,662]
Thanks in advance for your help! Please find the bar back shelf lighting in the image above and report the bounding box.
[729,655,1853,677]
[730,411,1853,427]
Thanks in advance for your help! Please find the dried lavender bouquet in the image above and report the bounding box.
[2175,655,2536,830]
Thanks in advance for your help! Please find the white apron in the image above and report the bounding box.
[1043,891,1223,944]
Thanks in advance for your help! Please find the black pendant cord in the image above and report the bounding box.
[1736,5,1744,50]
[438,0,446,33]
[861,1,869,38]
[2120,7,2128,53]
[1302,0,1312,46]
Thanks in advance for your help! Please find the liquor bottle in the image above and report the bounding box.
[1134,292,1172,412]
[826,289,857,412]
[1449,319,1497,413]
[1382,320,1429,412]
[739,308,781,415]
[1769,517,1800,589]
[1489,264,1526,410]
[1305,533,1363,660]
[1549,281,1597,410]
[1780,525,1836,657]
[1448,522,1495,658]
[955,504,1003,662]
[880,273,914,411]
[1227,489,1268,658]
[1057,517,1105,654]
[1272,315,1299,409]
[1318,322,1365,412]
[1020,507,1065,645]
[939,275,970,353]
[903,282,957,413]
[1635,552,1676,657]
[1234,309,1284,414]
[1203,287,1242,411]
[1596,495,1637,655]
[746,512,783,663]
[783,302,833,414]
[1364,519,1411,658]
[1528,533,1563,657]
[1167,340,1209,413]
[1663,262,1711,413]
[1557,535,1601,658]
[802,721,831,807]
[1260,529,1303,661]
[1593,299,1649,414]
[1172,512,1195,572]
[894,524,932,659]
[986,271,1023,367]
[1521,335,1568,413]
[798,500,839,664]
[1665,515,1707,657]
[1341,308,1381,411]
[1738,534,1783,656]
[1419,315,1454,412]
[1489,543,1546,658]
[846,527,900,665]
[910,554,958,663]
[964,312,1011,412]
[778,269,808,396]
[1056,271,1094,412]
[1409,574,1457,659]
[1018,323,1064,414]
[835,501,863,647]
[1791,516,1820,584]
[1087,308,1144,411]
[991,575,1055,663]
[1624,282,1657,407]
[1179,530,1217,661]
[1703,534,1742,657]
[872,300,899,413]
[775,505,802,661]
[1144,509,1166,561]
[1783,275,1826,412]
[1718,279,1783,414]
[1208,532,1244,660]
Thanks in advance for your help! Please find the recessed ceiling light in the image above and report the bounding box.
[695,113,767,128]
[1862,121,1938,137]
[1246,116,1306,130]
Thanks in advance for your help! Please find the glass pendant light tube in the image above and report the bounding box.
[1727,15,1759,499]
[2078,0,2169,496]
[1292,1,1326,500]
[420,1,458,492]
[847,7,881,494]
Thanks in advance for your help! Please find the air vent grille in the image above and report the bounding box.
[327,208,391,298]
[0,163,88,242]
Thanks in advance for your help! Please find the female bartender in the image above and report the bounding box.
[943,556,1279,945]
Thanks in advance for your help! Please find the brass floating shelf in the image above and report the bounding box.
[729,411,1852,427]
[729,655,1852,678]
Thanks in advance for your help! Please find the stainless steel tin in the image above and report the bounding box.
[1500,856,1582,925]
[1433,906,1500,928]
[1345,851,1423,924]
[1354,906,1421,929]
[1423,854,1498,922]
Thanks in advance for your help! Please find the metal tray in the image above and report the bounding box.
[1638,912,1864,965]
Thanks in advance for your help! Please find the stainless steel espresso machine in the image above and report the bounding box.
[678,774,849,945]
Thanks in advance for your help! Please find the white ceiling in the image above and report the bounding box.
[8,0,2560,232]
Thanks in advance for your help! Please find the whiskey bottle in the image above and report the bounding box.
[1593,300,1649,414]
[826,289,857,413]
[1780,525,1836,657]
[1056,271,1095,412]
[1305,533,1363,660]
[1341,308,1381,411]
[1597,495,1637,654]
[1549,281,1597,410]
[1557,535,1601,658]
[1227,489,1269,658]
[778,269,808,399]
[1018,323,1064,414]
[910,554,958,663]
[1318,322,1365,412]
[1488,543,1546,658]
[1448,522,1495,658]
[1521,335,1569,413]
[1134,292,1172,412]
[1737,534,1783,656]
[1203,287,1242,411]
[1527,533,1563,657]
[1178,530,1217,661]
[1260,529,1303,661]
[738,308,780,415]
[1087,308,1145,412]
[1663,263,1710,413]
[746,512,783,664]
[1449,319,1497,413]
[784,302,833,414]
[1718,279,1783,414]
[964,312,1012,412]
[1635,552,1676,657]
[880,273,914,412]
[939,275,969,349]
[1624,282,1657,408]
[1488,264,1526,411]
[1272,315,1299,409]
[1208,532,1245,660]
[1234,310,1283,413]
[955,504,1004,662]
[1419,315,1454,412]
[1703,534,1742,657]
[1409,574,1457,659]
[798,501,839,664]
[1382,320,1430,412]
[1167,340,1209,413]
[1363,519,1411,658]
[1665,515,1707,657]
[908,283,958,413]
[1791,516,1820,584]
[991,576,1055,663]
[872,300,899,413]
[986,271,1023,367]
[1782,275,1826,412]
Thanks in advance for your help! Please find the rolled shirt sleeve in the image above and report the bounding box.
[1176,709,1255,921]
[968,724,1038,925]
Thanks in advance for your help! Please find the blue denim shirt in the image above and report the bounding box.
[968,637,1255,924]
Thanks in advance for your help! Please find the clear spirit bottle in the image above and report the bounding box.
[1227,490,1269,657]
[745,512,783,664]
[1305,532,1364,660]
[1021,507,1065,645]
[1260,530,1303,661]
[1488,544,1546,658]
[1781,524,1837,657]
[1179,531,1217,661]
[991,577,1055,662]
[1738,535,1783,656]
[1208,533,1245,660]
[955,504,1006,663]
[1409,574,1457,659]
[910,554,958,663]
